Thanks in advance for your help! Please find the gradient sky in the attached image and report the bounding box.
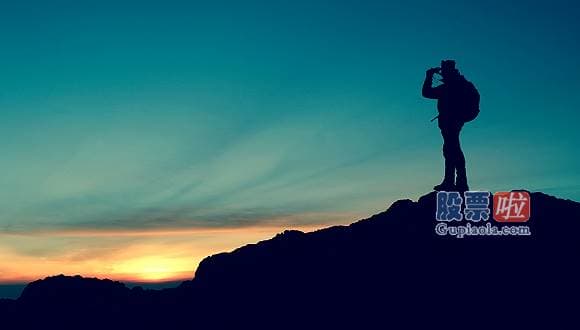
[1,0,579,285]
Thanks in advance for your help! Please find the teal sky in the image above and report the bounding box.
[1,0,579,234]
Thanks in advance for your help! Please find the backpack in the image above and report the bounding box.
[458,80,480,122]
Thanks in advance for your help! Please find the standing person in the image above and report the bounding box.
[422,60,480,192]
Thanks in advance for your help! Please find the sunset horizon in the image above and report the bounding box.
[1,1,579,311]
[1,220,341,284]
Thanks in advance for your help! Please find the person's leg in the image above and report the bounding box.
[449,124,468,191]
[434,127,456,191]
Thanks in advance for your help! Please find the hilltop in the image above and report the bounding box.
[1,191,578,329]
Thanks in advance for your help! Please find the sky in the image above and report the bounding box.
[1,0,579,289]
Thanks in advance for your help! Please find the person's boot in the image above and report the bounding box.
[433,180,455,191]
[434,161,455,191]
[455,167,469,192]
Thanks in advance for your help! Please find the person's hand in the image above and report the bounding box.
[426,67,440,76]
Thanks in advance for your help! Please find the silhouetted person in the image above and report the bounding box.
[422,60,479,191]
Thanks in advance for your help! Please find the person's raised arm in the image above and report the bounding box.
[422,67,442,99]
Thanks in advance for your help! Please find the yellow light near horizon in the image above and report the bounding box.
[0,219,349,284]
[110,256,195,282]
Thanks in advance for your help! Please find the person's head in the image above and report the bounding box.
[440,59,460,79]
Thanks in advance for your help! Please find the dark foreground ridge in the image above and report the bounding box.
[1,191,579,329]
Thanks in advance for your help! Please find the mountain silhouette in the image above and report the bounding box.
[1,190,578,329]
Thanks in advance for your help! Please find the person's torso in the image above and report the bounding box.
[436,76,468,121]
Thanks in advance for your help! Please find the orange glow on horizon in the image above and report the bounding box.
[0,218,357,284]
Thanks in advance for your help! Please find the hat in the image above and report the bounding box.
[441,60,456,71]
